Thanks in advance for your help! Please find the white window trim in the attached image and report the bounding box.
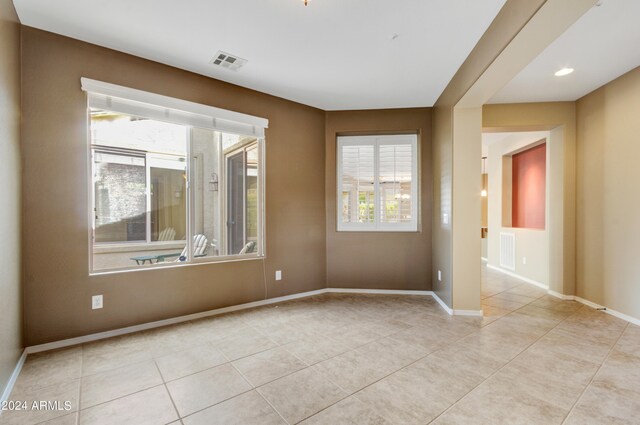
[337,134,418,232]
[81,78,268,137]
[85,80,267,275]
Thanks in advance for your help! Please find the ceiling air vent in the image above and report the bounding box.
[210,51,247,71]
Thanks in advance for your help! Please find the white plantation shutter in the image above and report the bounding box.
[379,143,414,224]
[337,135,418,231]
[341,143,375,225]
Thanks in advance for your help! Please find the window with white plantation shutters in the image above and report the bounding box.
[341,144,375,225]
[337,135,418,231]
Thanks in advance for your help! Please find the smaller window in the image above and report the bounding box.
[337,134,418,232]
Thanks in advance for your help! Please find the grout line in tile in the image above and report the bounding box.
[297,323,483,423]
[153,361,182,423]
[256,389,291,425]
[559,322,630,425]
[229,361,256,389]
[426,300,604,424]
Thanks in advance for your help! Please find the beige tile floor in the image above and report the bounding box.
[2,264,639,425]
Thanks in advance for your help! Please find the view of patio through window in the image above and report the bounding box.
[90,109,264,272]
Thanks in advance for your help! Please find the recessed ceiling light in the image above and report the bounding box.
[554,67,574,77]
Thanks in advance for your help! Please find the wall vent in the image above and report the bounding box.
[210,51,247,71]
[500,232,516,270]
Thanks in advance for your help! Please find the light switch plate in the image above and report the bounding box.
[442,213,449,225]
[438,270,442,281]
[275,270,282,281]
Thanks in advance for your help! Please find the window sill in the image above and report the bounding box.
[90,253,264,276]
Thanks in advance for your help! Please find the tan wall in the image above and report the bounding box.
[451,107,482,311]
[0,0,23,393]
[325,109,432,290]
[576,66,640,319]
[431,0,550,310]
[483,102,576,296]
[21,28,327,345]
[431,106,453,305]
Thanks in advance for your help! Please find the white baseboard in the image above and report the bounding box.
[431,292,453,315]
[573,295,602,309]
[487,263,640,326]
[429,292,483,316]
[547,289,574,301]
[0,350,27,409]
[26,289,326,354]
[546,291,640,327]
[326,288,433,296]
[481,257,488,262]
[486,264,548,290]
[453,309,484,317]
[25,287,448,355]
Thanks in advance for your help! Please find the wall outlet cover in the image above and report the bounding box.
[275,270,282,281]
[92,295,103,310]
[438,270,442,281]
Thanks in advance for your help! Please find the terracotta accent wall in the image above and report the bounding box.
[21,27,327,345]
[0,0,23,393]
[325,109,432,290]
[512,143,546,229]
[576,65,640,320]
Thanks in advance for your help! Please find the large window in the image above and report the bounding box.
[337,134,418,231]
[84,79,267,273]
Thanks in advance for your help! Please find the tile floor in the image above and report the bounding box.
[2,264,639,424]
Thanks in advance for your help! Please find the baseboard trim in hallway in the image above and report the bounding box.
[26,288,469,356]
[549,291,640,327]
[431,292,483,317]
[486,264,548,290]
[489,264,640,327]
[0,350,27,409]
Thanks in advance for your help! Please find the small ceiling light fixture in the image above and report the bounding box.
[302,0,310,5]
[554,67,574,77]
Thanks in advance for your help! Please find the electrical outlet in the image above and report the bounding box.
[438,270,442,281]
[522,257,527,265]
[275,270,282,281]
[442,213,449,225]
[92,295,103,310]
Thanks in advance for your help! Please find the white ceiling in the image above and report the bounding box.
[490,0,640,104]
[13,0,506,111]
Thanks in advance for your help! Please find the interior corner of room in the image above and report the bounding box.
[2,0,640,421]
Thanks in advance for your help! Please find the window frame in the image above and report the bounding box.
[337,134,419,232]
[84,79,267,275]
